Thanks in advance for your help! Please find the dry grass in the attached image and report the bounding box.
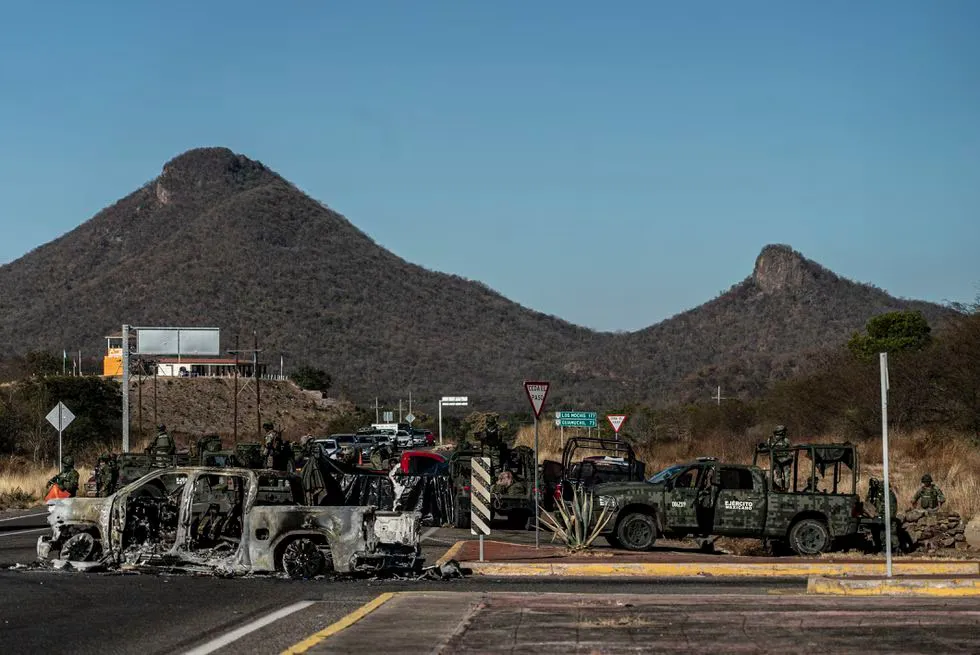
[0,464,93,509]
[516,423,980,520]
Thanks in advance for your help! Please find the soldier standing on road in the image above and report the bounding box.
[95,453,111,496]
[370,443,394,471]
[47,456,80,497]
[911,473,946,511]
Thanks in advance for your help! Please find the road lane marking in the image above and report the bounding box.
[282,592,396,654]
[0,528,47,539]
[421,527,439,542]
[0,512,47,523]
[181,600,317,655]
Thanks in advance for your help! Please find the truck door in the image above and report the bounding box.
[664,465,702,531]
[712,467,766,535]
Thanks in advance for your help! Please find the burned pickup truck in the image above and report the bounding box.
[38,467,423,578]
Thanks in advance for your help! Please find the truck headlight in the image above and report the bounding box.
[598,495,618,509]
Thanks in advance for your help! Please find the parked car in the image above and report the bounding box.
[313,438,339,459]
[37,467,423,578]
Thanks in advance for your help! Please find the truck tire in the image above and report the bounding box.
[788,518,830,556]
[615,512,657,551]
[453,496,471,530]
[280,538,329,579]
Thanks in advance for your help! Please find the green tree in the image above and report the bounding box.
[847,310,932,360]
[291,366,332,393]
[24,351,62,378]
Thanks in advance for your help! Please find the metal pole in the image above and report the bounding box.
[58,425,63,468]
[399,399,402,422]
[138,360,143,442]
[233,336,239,443]
[122,324,130,452]
[438,400,443,445]
[279,354,283,380]
[479,534,484,562]
[880,352,893,577]
[560,425,564,450]
[254,332,261,440]
[534,414,540,548]
[153,363,158,426]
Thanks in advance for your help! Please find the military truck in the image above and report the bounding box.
[448,445,552,529]
[553,437,644,502]
[592,442,869,555]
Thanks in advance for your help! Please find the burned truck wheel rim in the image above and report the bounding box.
[61,532,96,562]
[618,513,656,550]
[281,538,327,579]
[790,519,829,555]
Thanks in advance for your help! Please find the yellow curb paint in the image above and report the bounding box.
[808,576,980,597]
[281,592,396,654]
[435,540,468,566]
[463,560,980,578]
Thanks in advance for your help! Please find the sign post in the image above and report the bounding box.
[524,381,550,549]
[880,352,893,578]
[438,396,468,444]
[470,457,492,561]
[46,401,76,467]
[607,414,627,438]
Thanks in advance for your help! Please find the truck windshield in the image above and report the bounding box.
[648,464,686,484]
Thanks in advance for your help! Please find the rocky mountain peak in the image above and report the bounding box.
[752,244,820,294]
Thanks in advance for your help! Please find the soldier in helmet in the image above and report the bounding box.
[147,424,176,467]
[370,441,395,471]
[47,455,80,498]
[911,473,945,511]
[95,453,111,496]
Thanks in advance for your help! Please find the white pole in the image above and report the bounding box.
[58,424,63,468]
[534,413,540,549]
[122,324,130,453]
[438,400,443,445]
[880,352,893,578]
[279,355,283,380]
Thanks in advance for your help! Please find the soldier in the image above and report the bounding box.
[370,442,394,471]
[106,453,120,495]
[47,455,80,498]
[147,424,176,467]
[337,445,358,465]
[911,473,946,511]
[768,425,793,491]
[263,422,281,467]
[867,477,897,518]
[95,453,111,496]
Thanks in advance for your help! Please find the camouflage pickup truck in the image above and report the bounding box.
[593,443,866,556]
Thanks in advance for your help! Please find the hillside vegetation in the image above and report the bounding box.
[0,147,956,408]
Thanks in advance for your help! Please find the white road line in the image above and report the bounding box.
[182,600,317,655]
[0,512,47,523]
[0,527,47,538]
[421,527,439,543]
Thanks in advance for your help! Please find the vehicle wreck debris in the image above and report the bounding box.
[37,467,424,579]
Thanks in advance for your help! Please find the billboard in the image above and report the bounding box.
[135,327,221,356]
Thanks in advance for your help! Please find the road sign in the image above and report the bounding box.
[383,411,394,423]
[607,414,627,434]
[470,456,492,561]
[440,395,469,407]
[46,402,75,432]
[404,412,416,424]
[523,381,550,418]
[555,410,597,428]
[46,401,75,468]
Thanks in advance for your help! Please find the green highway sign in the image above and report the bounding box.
[555,411,598,428]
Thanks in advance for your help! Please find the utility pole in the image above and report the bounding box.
[712,386,729,406]
[399,399,402,422]
[228,335,263,441]
[122,324,130,452]
[374,398,380,423]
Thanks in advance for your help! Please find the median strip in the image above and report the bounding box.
[463,559,980,578]
[808,576,980,597]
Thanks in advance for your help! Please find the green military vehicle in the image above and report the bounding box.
[449,445,552,530]
[592,442,870,556]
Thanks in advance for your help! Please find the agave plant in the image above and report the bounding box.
[538,484,613,551]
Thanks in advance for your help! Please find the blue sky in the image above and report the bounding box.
[1,1,977,331]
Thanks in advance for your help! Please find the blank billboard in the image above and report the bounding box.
[136,327,221,356]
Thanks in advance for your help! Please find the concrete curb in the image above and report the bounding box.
[281,592,396,653]
[462,560,980,578]
[435,540,468,566]
[808,576,980,596]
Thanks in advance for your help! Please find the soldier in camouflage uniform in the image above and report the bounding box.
[337,445,358,466]
[147,424,177,467]
[768,425,793,491]
[47,455,80,497]
[370,443,395,471]
[95,452,117,496]
[911,473,945,511]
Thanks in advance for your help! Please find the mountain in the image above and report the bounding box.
[0,147,956,408]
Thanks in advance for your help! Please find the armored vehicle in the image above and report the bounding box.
[593,442,868,555]
[553,437,644,502]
